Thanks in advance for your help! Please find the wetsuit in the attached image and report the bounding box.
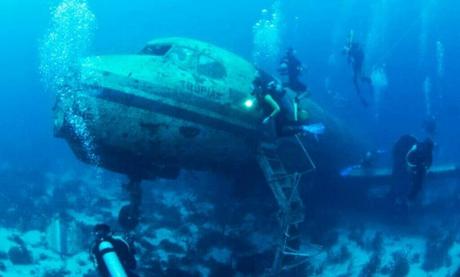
[91,236,138,277]
[391,135,417,202]
[406,142,433,200]
[349,43,364,76]
[253,71,301,137]
[279,52,307,93]
[391,135,433,202]
[348,42,372,105]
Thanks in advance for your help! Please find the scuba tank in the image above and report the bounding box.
[98,240,128,277]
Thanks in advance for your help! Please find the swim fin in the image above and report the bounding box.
[340,165,359,177]
[302,123,325,136]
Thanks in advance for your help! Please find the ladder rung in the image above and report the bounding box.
[266,161,284,168]
[258,136,320,276]
[261,155,278,163]
[288,212,304,220]
[264,165,287,175]
[281,257,311,272]
[269,172,288,179]
[288,217,304,225]
[280,218,304,226]
[257,155,282,165]
[271,181,291,188]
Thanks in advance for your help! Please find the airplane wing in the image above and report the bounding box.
[341,164,460,186]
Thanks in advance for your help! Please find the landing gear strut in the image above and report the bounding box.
[118,176,142,231]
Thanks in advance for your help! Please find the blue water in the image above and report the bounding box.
[1,0,459,275]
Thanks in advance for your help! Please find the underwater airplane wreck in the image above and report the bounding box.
[54,37,364,179]
[53,37,459,274]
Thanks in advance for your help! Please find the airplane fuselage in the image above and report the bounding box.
[54,38,367,180]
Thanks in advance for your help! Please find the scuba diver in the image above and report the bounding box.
[91,224,138,277]
[278,48,310,125]
[278,48,307,93]
[252,69,324,138]
[342,30,373,106]
[391,135,434,204]
[406,138,434,200]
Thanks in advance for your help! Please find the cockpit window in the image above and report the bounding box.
[197,55,227,79]
[140,44,172,56]
[166,46,197,69]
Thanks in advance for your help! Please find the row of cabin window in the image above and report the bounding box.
[140,44,227,80]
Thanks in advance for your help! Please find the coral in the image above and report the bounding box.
[82,272,99,277]
[315,262,325,275]
[225,235,255,254]
[360,253,380,277]
[77,258,87,267]
[93,197,112,209]
[308,228,339,249]
[453,267,460,277]
[159,240,186,254]
[208,260,235,276]
[422,228,456,271]
[8,246,33,265]
[195,231,227,254]
[321,230,340,248]
[164,268,200,277]
[43,268,71,277]
[349,226,366,248]
[154,205,184,228]
[327,245,351,265]
[39,253,48,260]
[390,251,410,277]
[139,260,163,276]
[234,251,272,275]
[369,231,384,254]
[304,210,339,248]
[302,260,315,276]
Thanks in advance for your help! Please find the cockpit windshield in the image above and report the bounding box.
[140,44,172,56]
[197,55,227,79]
[166,47,197,68]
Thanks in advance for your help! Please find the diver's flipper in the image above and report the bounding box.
[301,123,325,140]
[340,165,358,177]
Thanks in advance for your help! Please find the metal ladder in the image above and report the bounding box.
[257,135,316,275]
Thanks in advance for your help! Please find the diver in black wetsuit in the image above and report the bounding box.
[406,138,434,201]
[91,224,138,277]
[252,70,324,138]
[253,70,298,137]
[278,48,307,93]
[391,135,434,203]
[343,32,373,106]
